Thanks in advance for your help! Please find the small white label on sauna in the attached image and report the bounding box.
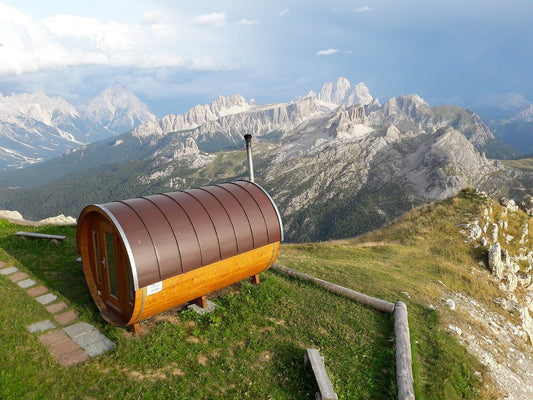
[146,281,163,296]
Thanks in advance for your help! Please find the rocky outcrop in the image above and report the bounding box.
[488,242,504,280]
[500,197,519,212]
[0,210,75,225]
[520,195,533,216]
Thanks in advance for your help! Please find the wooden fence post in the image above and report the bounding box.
[394,301,415,400]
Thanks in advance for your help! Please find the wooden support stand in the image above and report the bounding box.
[249,274,260,285]
[127,323,141,335]
[193,295,208,309]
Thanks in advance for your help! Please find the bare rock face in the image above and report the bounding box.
[468,219,483,241]
[489,243,504,280]
[500,198,519,212]
[491,223,499,244]
[520,307,533,345]
[504,272,518,292]
[0,210,24,220]
[520,222,529,244]
[520,195,533,216]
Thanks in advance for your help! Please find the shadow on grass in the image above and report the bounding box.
[0,224,101,322]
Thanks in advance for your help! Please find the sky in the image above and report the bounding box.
[0,0,532,116]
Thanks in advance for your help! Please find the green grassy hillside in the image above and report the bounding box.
[0,188,515,399]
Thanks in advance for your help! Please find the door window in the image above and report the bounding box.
[92,230,101,284]
[105,231,119,298]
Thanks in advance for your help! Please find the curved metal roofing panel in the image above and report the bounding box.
[223,182,270,248]
[84,181,282,289]
[187,188,239,260]
[202,185,254,253]
[104,202,161,286]
[121,197,182,281]
[163,191,221,267]
[233,181,283,243]
[144,194,198,274]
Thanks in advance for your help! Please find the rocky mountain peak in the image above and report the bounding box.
[511,104,533,122]
[316,77,375,108]
[0,91,79,124]
[85,84,156,132]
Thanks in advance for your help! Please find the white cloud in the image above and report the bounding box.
[280,9,290,17]
[238,18,259,26]
[354,6,371,13]
[0,4,240,75]
[189,12,227,27]
[317,48,339,56]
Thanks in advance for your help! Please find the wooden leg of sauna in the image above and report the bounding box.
[127,323,141,335]
[193,295,208,309]
[250,274,260,285]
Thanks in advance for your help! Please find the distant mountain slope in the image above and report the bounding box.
[469,93,533,156]
[0,77,530,241]
[0,85,156,169]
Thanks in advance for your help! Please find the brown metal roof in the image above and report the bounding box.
[79,180,283,290]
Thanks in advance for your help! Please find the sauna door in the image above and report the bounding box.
[91,218,134,321]
[91,221,121,313]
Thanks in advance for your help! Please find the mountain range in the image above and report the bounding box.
[0,84,156,169]
[0,77,531,242]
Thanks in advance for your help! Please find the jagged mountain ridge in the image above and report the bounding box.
[0,85,156,169]
[0,77,529,242]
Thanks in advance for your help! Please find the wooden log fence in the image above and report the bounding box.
[271,263,415,400]
[304,348,338,400]
[15,231,67,241]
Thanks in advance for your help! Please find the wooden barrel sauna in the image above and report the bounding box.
[76,180,283,330]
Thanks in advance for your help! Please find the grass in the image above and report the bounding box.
[277,188,501,399]
[0,221,395,400]
[1,187,519,399]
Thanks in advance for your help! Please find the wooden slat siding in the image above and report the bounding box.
[305,348,338,400]
[394,301,415,400]
[16,231,67,241]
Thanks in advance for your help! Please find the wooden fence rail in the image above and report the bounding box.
[271,263,415,400]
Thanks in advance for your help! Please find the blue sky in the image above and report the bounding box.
[0,0,532,116]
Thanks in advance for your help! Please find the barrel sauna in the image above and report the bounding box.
[76,180,283,331]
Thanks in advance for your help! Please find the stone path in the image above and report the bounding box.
[0,260,115,366]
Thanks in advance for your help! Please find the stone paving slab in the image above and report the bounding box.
[64,322,116,357]
[46,302,68,314]
[48,338,83,358]
[188,299,217,315]
[0,266,17,275]
[17,278,36,288]
[54,310,78,326]
[57,348,90,367]
[63,322,94,337]
[8,271,29,282]
[28,320,56,333]
[39,329,90,366]
[84,339,116,358]
[1,258,116,366]
[35,293,58,305]
[26,286,48,297]
[40,329,70,346]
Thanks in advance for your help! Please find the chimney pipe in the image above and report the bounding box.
[244,134,254,182]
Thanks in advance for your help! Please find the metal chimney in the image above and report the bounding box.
[244,134,255,182]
